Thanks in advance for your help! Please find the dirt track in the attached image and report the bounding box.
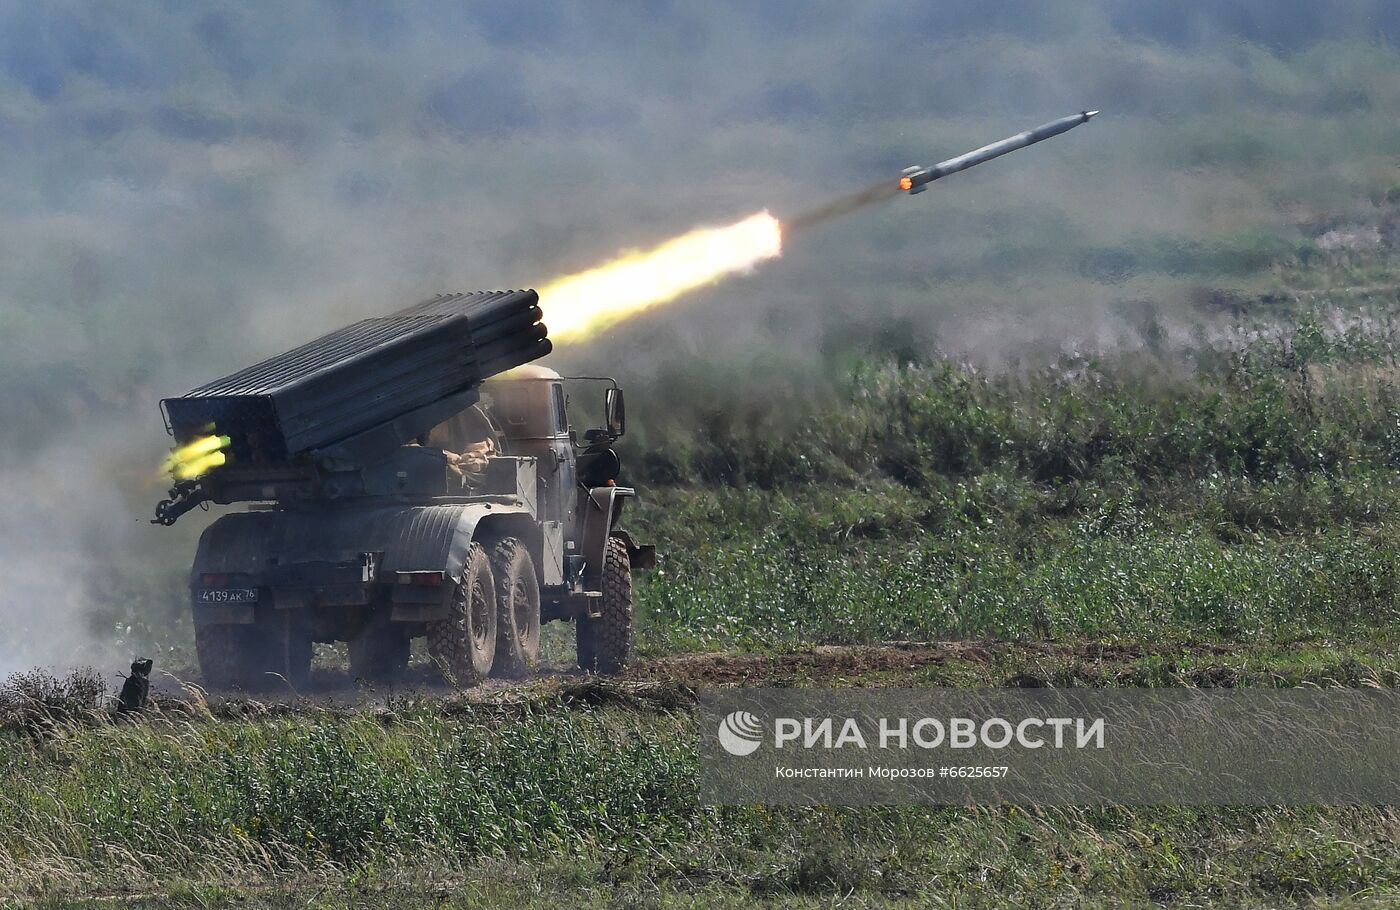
[121,637,1384,711]
[624,640,1253,687]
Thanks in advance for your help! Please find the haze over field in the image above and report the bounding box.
[2,1,1400,672]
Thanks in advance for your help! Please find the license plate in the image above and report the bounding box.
[197,588,258,604]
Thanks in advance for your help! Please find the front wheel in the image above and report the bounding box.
[577,536,633,675]
[427,542,497,686]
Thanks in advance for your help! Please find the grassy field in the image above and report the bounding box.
[623,304,1400,656]
[9,675,1400,908]
[13,205,1400,909]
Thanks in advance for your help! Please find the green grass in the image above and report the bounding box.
[6,685,1400,908]
[630,480,1400,651]
[16,16,1400,906]
[616,307,1400,656]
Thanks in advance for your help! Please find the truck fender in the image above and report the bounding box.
[577,485,634,591]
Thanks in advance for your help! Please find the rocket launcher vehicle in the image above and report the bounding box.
[155,290,550,524]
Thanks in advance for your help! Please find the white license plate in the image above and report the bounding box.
[197,588,258,604]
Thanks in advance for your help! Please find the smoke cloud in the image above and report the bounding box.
[2,1,1400,671]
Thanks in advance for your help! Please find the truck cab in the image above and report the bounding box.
[482,365,579,538]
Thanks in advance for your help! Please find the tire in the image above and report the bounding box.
[577,536,633,675]
[195,623,250,689]
[490,538,541,678]
[348,625,410,684]
[427,542,497,686]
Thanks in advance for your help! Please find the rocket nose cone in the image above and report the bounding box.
[1083,110,1100,120]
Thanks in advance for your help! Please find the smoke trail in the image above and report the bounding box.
[785,181,902,234]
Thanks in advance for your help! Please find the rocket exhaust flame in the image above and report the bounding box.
[174,450,226,480]
[163,434,230,480]
[538,211,782,342]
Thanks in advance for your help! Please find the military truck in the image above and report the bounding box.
[154,290,654,688]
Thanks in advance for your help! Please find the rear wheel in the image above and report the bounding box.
[490,538,541,678]
[427,542,497,686]
[577,536,633,675]
[348,624,410,684]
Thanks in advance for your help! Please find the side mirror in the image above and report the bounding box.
[605,388,626,438]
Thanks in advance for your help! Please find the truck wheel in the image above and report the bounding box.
[577,536,633,675]
[348,625,410,684]
[195,623,252,689]
[490,538,541,678]
[428,542,497,686]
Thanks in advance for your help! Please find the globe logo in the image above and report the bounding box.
[717,710,764,756]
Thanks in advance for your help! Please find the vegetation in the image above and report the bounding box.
[8,676,1400,908]
[622,305,1400,653]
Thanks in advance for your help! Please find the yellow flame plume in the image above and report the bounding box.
[538,211,782,342]
[163,434,231,480]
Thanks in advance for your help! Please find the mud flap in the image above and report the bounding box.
[390,584,452,622]
[193,604,256,625]
[610,529,656,570]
